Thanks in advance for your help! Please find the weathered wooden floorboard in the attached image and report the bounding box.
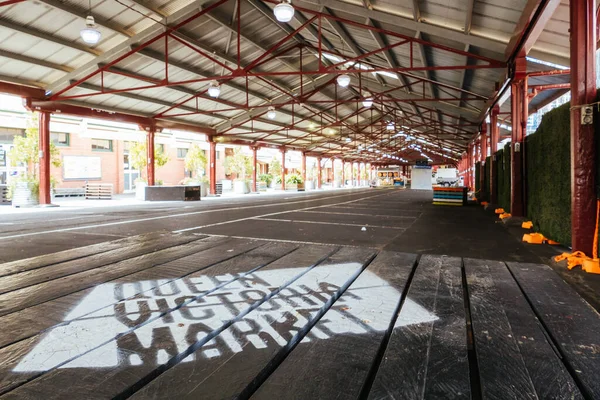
[0,237,256,349]
[0,231,169,278]
[368,255,469,400]
[0,236,221,317]
[0,232,203,295]
[481,261,583,399]
[2,244,336,399]
[507,261,600,398]
[466,259,540,400]
[251,251,416,399]
[0,238,267,396]
[128,246,374,400]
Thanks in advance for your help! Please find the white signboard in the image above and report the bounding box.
[63,156,102,180]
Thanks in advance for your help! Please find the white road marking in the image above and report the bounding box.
[253,217,405,230]
[172,191,394,233]
[0,190,378,241]
[300,210,417,218]
[200,233,377,249]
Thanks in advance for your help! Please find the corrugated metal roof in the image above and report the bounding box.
[0,0,573,161]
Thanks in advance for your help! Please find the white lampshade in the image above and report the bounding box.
[362,98,373,108]
[386,122,394,131]
[267,106,277,120]
[337,73,351,87]
[80,16,101,45]
[274,1,295,22]
[208,80,220,98]
[345,137,351,142]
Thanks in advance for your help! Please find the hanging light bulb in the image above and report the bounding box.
[386,121,395,131]
[267,106,277,120]
[208,80,221,98]
[80,16,101,45]
[337,73,351,87]
[345,137,352,143]
[274,0,295,22]
[362,98,373,108]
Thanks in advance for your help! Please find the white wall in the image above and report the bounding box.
[411,167,433,190]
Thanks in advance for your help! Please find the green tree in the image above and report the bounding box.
[269,157,282,178]
[8,113,62,198]
[184,144,208,179]
[129,141,169,180]
[225,147,252,180]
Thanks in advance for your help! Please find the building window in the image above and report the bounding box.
[51,132,69,146]
[216,151,220,160]
[157,143,165,153]
[92,138,113,152]
[177,148,188,158]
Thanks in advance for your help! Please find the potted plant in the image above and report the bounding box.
[285,174,304,191]
[184,143,209,196]
[268,157,282,188]
[258,173,272,192]
[8,113,61,207]
[130,141,169,200]
[225,147,252,194]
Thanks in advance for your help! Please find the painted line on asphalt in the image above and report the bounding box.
[199,233,379,249]
[300,210,418,218]
[0,189,376,241]
[173,191,396,233]
[253,217,405,230]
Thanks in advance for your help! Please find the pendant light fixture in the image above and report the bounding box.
[337,73,351,87]
[208,80,221,98]
[274,0,295,22]
[362,98,373,108]
[80,0,101,45]
[267,106,277,120]
[386,121,395,131]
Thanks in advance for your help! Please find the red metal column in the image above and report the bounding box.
[570,0,597,254]
[209,140,217,195]
[251,146,258,193]
[317,157,322,189]
[467,142,473,190]
[147,127,155,187]
[280,148,286,190]
[301,152,307,184]
[511,56,527,217]
[490,106,499,204]
[38,111,51,205]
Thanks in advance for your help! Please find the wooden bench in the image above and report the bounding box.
[85,183,113,200]
[54,187,85,197]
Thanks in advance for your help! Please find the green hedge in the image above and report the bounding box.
[475,161,481,198]
[526,102,572,245]
[482,156,491,202]
[495,145,511,212]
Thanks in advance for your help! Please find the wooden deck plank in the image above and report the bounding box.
[507,261,600,398]
[0,231,170,278]
[0,236,222,317]
[482,261,583,399]
[251,251,416,399]
[128,246,375,400]
[464,259,538,399]
[0,238,268,395]
[2,244,337,399]
[0,237,250,349]
[368,255,469,400]
[0,233,205,295]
